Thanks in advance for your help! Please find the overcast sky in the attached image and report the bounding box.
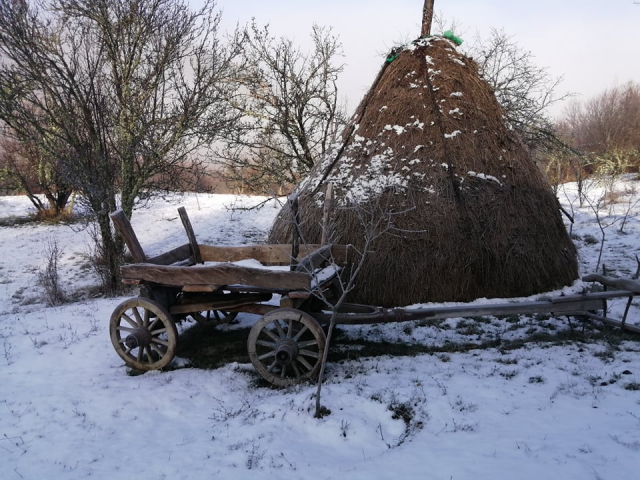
[202,0,639,118]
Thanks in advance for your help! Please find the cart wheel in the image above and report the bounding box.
[247,308,326,387]
[190,310,238,326]
[110,298,178,371]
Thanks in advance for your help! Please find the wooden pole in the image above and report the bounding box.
[110,210,147,263]
[289,194,300,271]
[421,0,435,37]
[321,183,333,246]
[178,207,202,264]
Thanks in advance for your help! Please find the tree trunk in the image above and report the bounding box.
[96,210,124,294]
[421,0,435,37]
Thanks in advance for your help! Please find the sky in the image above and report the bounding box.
[200,0,640,119]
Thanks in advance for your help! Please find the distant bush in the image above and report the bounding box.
[37,239,66,306]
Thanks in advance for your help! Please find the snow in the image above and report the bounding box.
[1,178,640,480]
[383,125,405,135]
[444,130,462,139]
[467,171,503,185]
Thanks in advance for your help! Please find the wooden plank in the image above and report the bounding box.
[329,297,608,325]
[182,285,221,293]
[178,207,202,264]
[199,244,349,265]
[295,244,333,273]
[230,303,277,316]
[121,262,311,291]
[223,285,303,295]
[146,244,193,266]
[199,244,292,264]
[288,291,311,299]
[170,293,272,315]
[110,210,147,263]
[584,313,640,334]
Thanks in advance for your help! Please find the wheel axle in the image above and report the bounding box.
[275,339,299,365]
[124,327,152,349]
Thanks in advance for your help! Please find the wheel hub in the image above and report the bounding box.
[124,327,152,349]
[274,338,299,365]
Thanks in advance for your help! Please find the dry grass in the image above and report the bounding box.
[270,36,578,306]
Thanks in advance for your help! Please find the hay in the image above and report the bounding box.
[269,37,578,307]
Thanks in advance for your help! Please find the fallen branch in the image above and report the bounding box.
[582,274,640,293]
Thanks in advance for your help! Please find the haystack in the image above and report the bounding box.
[269,35,578,307]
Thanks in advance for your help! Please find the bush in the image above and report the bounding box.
[38,239,66,306]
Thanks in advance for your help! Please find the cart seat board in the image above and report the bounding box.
[121,262,311,291]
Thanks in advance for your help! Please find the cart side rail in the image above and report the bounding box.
[200,244,350,266]
[121,262,312,291]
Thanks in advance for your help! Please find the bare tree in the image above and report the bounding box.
[0,0,244,291]
[219,23,347,195]
[467,28,570,150]
[554,82,640,203]
[312,200,395,418]
[0,133,73,216]
[563,82,640,156]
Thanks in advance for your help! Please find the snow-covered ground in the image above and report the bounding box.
[1,179,639,480]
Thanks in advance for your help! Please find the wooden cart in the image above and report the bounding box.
[109,207,640,387]
[109,207,350,386]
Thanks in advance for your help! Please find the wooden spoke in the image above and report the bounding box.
[296,356,313,371]
[149,343,165,358]
[152,338,170,347]
[145,346,155,362]
[116,326,136,333]
[292,362,301,380]
[258,350,276,361]
[148,317,160,332]
[274,320,286,339]
[292,325,308,341]
[120,313,138,329]
[109,297,178,371]
[299,349,320,359]
[213,311,238,323]
[247,308,326,387]
[131,308,143,326]
[262,328,280,343]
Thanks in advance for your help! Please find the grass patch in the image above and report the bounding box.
[389,402,415,426]
[528,375,545,384]
[582,234,599,245]
[162,316,640,376]
[176,323,252,370]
